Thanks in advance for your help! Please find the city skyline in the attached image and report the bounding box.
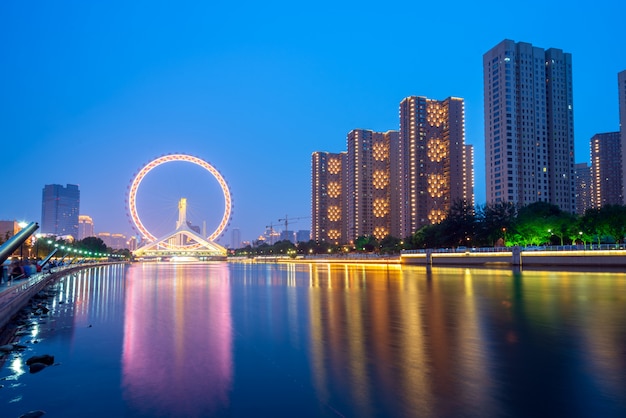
[1,1,625,243]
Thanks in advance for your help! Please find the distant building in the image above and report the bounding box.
[0,220,18,242]
[78,215,95,240]
[127,236,138,251]
[279,230,294,243]
[591,132,623,208]
[619,70,626,204]
[98,232,127,250]
[483,40,575,212]
[230,228,241,249]
[41,184,80,239]
[311,151,347,244]
[296,230,310,243]
[575,163,592,216]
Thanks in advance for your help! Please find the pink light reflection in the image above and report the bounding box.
[122,263,232,416]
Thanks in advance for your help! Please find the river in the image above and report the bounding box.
[1,262,625,417]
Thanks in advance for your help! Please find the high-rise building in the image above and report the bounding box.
[483,40,575,212]
[98,232,127,250]
[230,227,241,249]
[591,132,623,208]
[41,184,80,239]
[346,129,398,242]
[296,230,310,243]
[311,151,347,244]
[78,215,94,240]
[398,96,472,238]
[0,221,19,242]
[619,70,626,204]
[574,163,592,216]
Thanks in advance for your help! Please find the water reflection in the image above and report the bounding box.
[122,263,232,416]
[1,263,625,417]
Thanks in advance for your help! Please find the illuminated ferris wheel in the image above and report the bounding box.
[127,154,232,245]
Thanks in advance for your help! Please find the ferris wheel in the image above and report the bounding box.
[127,154,232,245]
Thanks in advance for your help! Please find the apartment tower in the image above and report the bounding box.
[311,151,347,244]
[78,215,95,240]
[346,129,399,242]
[41,184,80,239]
[591,132,623,207]
[483,40,575,212]
[574,163,592,216]
[617,70,626,205]
[398,96,471,238]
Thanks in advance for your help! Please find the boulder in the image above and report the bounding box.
[28,363,47,373]
[0,344,13,352]
[19,410,46,418]
[26,354,54,366]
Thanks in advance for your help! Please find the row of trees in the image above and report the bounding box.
[0,234,130,260]
[233,201,626,256]
[410,200,626,249]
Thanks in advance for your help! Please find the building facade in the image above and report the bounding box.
[591,132,623,208]
[398,96,472,238]
[346,129,398,242]
[78,215,95,240]
[617,70,626,205]
[41,184,80,239]
[98,232,127,250]
[483,40,575,212]
[574,163,592,216]
[311,152,347,244]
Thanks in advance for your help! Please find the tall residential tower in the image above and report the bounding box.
[617,70,626,205]
[311,151,347,244]
[398,96,472,238]
[591,132,623,208]
[483,40,575,212]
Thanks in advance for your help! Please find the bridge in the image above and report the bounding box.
[132,198,227,261]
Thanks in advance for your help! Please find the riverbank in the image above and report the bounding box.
[228,248,626,269]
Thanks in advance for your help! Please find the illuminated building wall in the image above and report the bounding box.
[619,70,626,205]
[591,132,623,208]
[78,215,95,240]
[398,96,471,237]
[574,162,592,216]
[346,129,398,242]
[483,40,575,213]
[98,232,128,250]
[41,184,80,239]
[311,151,347,244]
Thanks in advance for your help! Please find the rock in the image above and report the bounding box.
[19,410,46,418]
[0,344,13,352]
[26,355,54,366]
[28,363,47,373]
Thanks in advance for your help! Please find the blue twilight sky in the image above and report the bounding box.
[1,0,625,244]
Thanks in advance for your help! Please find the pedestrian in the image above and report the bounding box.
[10,259,25,280]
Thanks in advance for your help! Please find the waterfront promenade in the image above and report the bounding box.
[237,245,626,268]
[0,263,123,338]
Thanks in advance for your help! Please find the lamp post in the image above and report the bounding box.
[18,221,28,260]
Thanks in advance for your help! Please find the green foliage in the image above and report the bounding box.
[78,236,109,254]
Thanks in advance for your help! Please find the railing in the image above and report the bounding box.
[402,244,626,255]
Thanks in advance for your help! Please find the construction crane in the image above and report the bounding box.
[277,215,309,236]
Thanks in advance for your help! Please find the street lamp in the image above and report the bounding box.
[18,221,28,260]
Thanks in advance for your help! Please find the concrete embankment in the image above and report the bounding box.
[401,249,626,268]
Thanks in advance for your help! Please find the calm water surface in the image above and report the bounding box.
[1,262,625,417]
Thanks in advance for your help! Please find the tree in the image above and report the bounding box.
[78,237,108,254]
[476,201,517,246]
[511,202,562,246]
[354,235,377,252]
